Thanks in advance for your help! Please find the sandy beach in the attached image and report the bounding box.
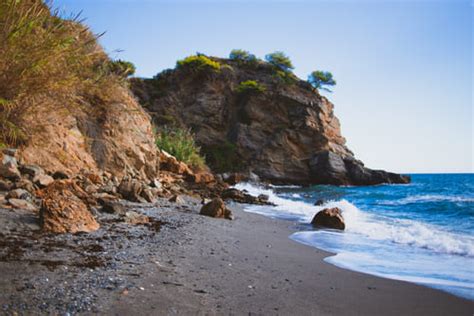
[0,197,472,315]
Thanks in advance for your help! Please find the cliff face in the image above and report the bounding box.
[132,58,409,185]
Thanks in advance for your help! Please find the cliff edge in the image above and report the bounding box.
[132,56,409,185]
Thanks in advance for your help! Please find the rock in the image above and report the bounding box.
[258,194,269,202]
[169,194,184,204]
[39,180,100,233]
[33,174,55,188]
[84,184,98,194]
[200,198,233,220]
[2,148,17,157]
[95,192,119,205]
[159,151,193,175]
[8,198,37,211]
[19,164,44,178]
[124,211,150,225]
[314,199,326,206]
[221,188,270,205]
[311,207,345,230]
[101,201,126,215]
[118,178,144,202]
[0,179,13,191]
[187,171,215,184]
[150,179,162,189]
[13,178,36,192]
[140,187,156,203]
[222,173,244,185]
[6,189,33,201]
[0,155,21,180]
[52,171,69,180]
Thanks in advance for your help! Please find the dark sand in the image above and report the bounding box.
[0,198,472,315]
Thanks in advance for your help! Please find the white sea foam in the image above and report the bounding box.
[380,194,474,205]
[234,182,474,257]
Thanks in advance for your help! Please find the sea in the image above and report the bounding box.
[235,174,474,300]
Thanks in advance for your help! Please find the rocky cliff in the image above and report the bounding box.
[132,57,409,185]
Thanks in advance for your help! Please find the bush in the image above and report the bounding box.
[155,127,205,169]
[176,55,221,73]
[308,71,336,92]
[202,141,241,173]
[265,51,294,72]
[0,0,116,146]
[236,80,266,94]
[229,49,257,63]
[107,59,136,77]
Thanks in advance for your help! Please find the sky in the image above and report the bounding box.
[55,0,473,174]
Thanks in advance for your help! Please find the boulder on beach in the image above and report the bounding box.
[200,198,233,220]
[311,207,345,230]
[39,180,99,234]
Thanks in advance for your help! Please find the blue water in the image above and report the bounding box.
[235,174,474,300]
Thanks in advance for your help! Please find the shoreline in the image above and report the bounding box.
[0,197,472,315]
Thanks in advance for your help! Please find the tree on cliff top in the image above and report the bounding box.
[265,51,294,72]
[229,49,257,63]
[308,71,337,92]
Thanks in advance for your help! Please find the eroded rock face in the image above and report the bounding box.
[39,180,99,234]
[200,198,233,220]
[131,58,409,186]
[311,207,345,230]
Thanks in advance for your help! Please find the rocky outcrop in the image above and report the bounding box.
[200,198,233,220]
[132,57,409,186]
[311,207,345,230]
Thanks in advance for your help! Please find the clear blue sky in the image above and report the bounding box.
[55,0,472,173]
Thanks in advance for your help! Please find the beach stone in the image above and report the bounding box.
[258,194,269,202]
[118,178,144,202]
[0,179,13,191]
[311,207,345,230]
[124,211,150,225]
[169,194,184,204]
[14,178,36,192]
[101,201,126,215]
[8,198,37,211]
[140,187,157,203]
[6,188,33,201]
[33,174,54,188]
[200,198,233,220]
[2,148,17,157]
[0,155,21,180]
[39,180,99,233]
[52,170,69,180]
[19,164,44,178]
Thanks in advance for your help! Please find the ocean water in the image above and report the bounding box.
[235,174,474,300]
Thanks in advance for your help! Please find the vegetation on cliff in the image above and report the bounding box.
[308,70,336,92]
[0,0,135,147]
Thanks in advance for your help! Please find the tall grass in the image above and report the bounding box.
[0,0,118,146]
[155,127,205,169]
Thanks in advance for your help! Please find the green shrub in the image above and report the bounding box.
[229,49,257,63]
[107,59,136,77]
[155,127,205,168]
[203,141,241,173]
[265,51,294,72]
[274,70,298,85]
[176,55,221,73]
[308,70,336,92]
[236,80,266,94]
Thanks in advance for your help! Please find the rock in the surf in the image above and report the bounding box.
[311,207,345,230]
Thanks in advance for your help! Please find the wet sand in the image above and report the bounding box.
[0,198,472,315]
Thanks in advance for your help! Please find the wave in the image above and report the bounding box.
[234,182,474,257]
[379,194,474,205]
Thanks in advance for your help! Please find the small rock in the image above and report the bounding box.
[8,198,37,211]
[0,179,13,191]
[200,198,233,220]
[150,179,162,189]
[124,211,150,225]
[33,174,54,188]
[13,179,36,192]
[6,188,32,201]
[0,155,21,180]
[258,194,269,202]
[311,207,345,230]
[52,171,69,180]
[169,194,183,204]
[101,201,126,215]
[118,178,145,202]
[19,164,44,178]
[2,148,17,157]
[140,187,156,203]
